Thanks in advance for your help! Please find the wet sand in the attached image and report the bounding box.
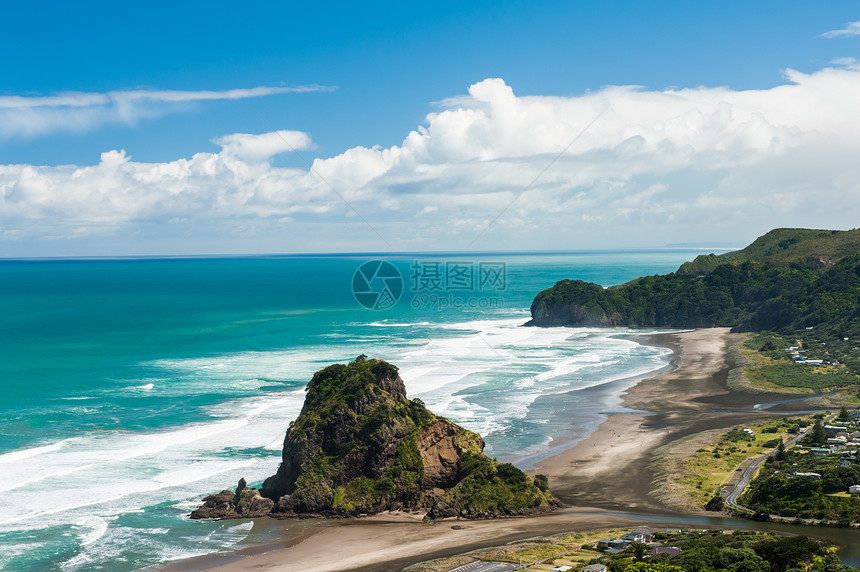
[534,328,785,513]
[176,328,817,572]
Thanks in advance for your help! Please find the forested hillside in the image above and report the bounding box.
[528,229,860,374]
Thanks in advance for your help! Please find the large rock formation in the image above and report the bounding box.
[191,355,560,520]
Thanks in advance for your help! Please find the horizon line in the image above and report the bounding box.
[0,246,737,262]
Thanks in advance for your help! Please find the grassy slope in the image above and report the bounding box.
[678,228,860,275]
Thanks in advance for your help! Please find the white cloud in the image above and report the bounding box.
[0,85,334,139]
[213,131,313,162]
[822,20,860,38]
[2,68,860,254]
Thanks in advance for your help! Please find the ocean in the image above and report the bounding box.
[0,251,699,571]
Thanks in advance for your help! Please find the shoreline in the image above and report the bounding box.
[166,328,832,572]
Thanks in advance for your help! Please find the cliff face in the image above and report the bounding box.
[193,356,560,519]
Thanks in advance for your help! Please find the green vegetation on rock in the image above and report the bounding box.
[260,356,559,518]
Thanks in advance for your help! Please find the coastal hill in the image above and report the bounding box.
[677,228,860,275]
[192,356,559,520]
[527,228,860,374]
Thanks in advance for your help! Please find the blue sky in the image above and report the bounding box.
[2,1,860,256]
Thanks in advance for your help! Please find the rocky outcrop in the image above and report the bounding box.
[191,356,560,520]
[526,279,625,327]
[190,478,274,519]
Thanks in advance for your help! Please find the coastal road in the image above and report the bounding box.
[724,413,837,514]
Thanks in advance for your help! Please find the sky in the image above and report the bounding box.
[1,1,860,257]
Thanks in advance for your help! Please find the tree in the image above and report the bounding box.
[705,495,725,511]
[754,536,829,572]
[774,440,787,461]
[631,541,649,561]
[838,406,851,422]
[808,419,827,446]
[623,563,684,572]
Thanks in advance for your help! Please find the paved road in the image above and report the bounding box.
[448,562,519,572]
[724,413,838,514]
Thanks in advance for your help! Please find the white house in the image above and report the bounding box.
[849,484,860,495]
[622,532,646,543]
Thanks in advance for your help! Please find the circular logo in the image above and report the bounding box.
[352,260,403,310]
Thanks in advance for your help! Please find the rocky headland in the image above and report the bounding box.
[191,355,560,520]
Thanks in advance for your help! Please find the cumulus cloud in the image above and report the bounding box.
[213,131,313,162]
[822,20,860,38]
[0,85,334,139]
[2,68,860,253]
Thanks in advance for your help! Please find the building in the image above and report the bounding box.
[838,453,856,467]
[650,547,682,557]
[582,565,608,572]
[849,485,860,495]
[622,532,646,543]
[631,527,658,542]
[550,566,573,572]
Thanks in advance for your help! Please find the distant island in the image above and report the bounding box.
[192,355,560,520]
[528,228,860,377]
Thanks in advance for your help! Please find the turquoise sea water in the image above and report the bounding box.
[0,251,700,571]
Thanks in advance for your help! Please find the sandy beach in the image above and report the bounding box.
[174,328,817,572]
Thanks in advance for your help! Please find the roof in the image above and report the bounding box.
[650,547,682,557]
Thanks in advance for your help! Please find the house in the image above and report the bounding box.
[605,547,627,555]
[631,527,658,542]
[849,485,860,495]
[792,472,822,479]
[838,456,856,468]
[805,359,824,365]
[551,566,573,572]
[809,448,832,456]
[622,532,646,543]
[582,565,608,572]
[650,547,682,557]
[608,539,628,549]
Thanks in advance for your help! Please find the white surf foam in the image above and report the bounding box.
[0,439,73,464]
